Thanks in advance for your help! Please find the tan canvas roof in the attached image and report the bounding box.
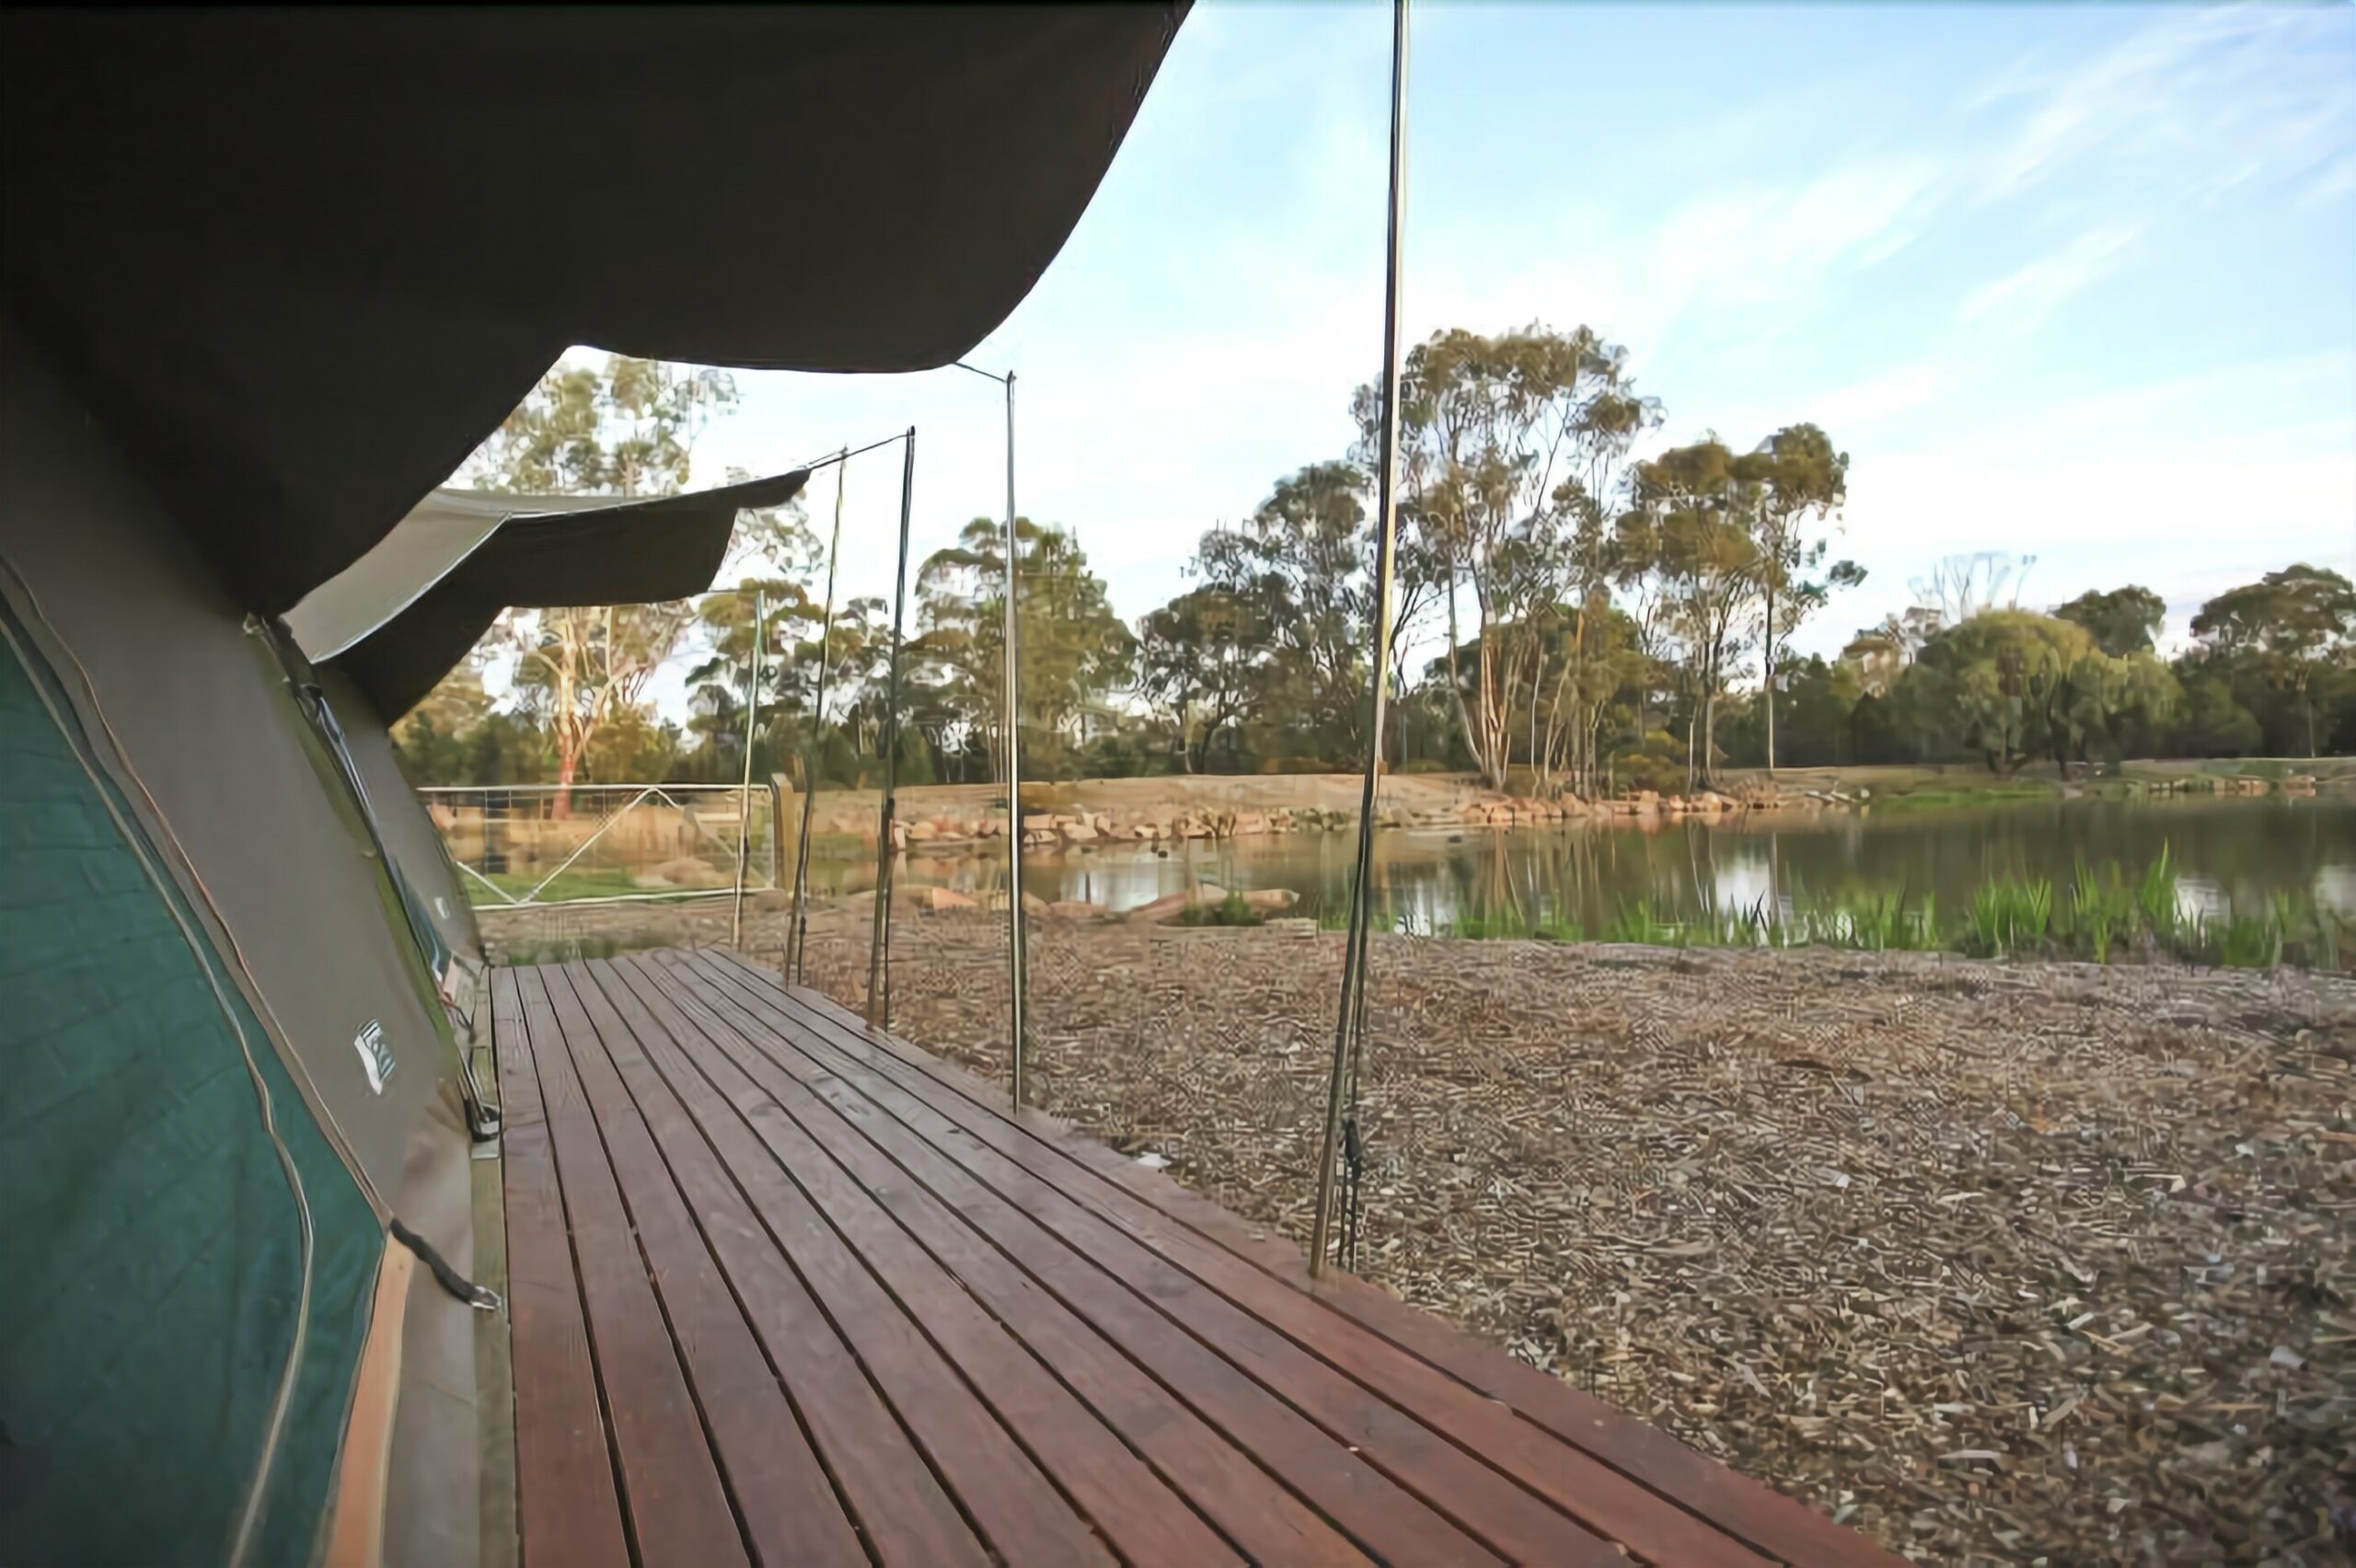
[1,7,1184,613]
[290,471,809,720]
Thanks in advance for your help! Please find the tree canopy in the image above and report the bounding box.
[394,338,2352,797]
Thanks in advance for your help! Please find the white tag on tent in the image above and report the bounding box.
[353,1020,396,1094]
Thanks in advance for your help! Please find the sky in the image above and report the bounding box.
[630,1,2355,671]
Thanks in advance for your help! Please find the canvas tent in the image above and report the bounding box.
[0,9,1183,1566]
[289,474,813,979]
[290,474,814,722]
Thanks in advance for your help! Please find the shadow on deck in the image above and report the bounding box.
[492,950,1896,1567]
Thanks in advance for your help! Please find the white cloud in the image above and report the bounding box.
[1974,6,2355,204]
[1799,364,1950,433]
[1806,356,2356,657]
[1958,225,2139,338]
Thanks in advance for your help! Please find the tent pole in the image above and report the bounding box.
[999,372,1030,1107]
[732,587,765,949]
[866,428,917,1027]
[1310,0,1410,1280]
[952,360,1028,1104]
[787,449,849,986]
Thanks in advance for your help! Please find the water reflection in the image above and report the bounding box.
[993,794,2351,934]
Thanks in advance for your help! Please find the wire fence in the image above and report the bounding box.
[421,782,780,908]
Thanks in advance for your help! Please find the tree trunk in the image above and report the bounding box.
[1442,563,1484,784]
[1762,581,1777,777]
[553,741,580,818]
[1701,685,1718,787]
[1392,655,1411,769]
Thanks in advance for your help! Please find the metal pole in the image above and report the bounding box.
[1311,0,1410,1279]
[787,449,849,986]
[999,371,1030,1108]
[731,589,766,947]
[866,428,917,1027]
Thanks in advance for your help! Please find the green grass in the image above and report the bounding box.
[1177,890,1265,928]
[466,865,704,906]
[1603,898,1687,946]
[1961,877,2052,958]
[1871,783,2060,812]
[1445,910,1536,940]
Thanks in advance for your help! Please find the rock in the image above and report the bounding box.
[1459,803,1490,825]
[1061,820,1098,843]
[921,886,977,912]
[750,887,792,912]
[907,820,939,842]
[1021,891,1050,917]
[1045,899,1109,920]
[1234,811,1271,836]
[1240,888,1298,913]
[1022,813,1056,833]
[1128,884,1229,923]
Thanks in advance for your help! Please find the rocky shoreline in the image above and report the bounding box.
[809,767,2332,859]
[828,776,1816,858]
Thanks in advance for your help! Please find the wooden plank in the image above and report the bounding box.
[491,967,629,1568]
[646,955,1596,1568]
[594,958,1332,1568]
[632,958,1478,1565]
[510,968,746,1568]
[741,955,1901,1568]
[711,962,1776,1568]
[678,956,1669,1564]
[534,966,869,1567]
[558,963,1080,1568]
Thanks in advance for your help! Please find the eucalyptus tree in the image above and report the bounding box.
[2187,564,2356,757]
[1136,584,1265,772]
[913,518,1133,779]
[1622,438,1760,786]
[1195,462,1374,760]
[1387,324,1657,789]
[1744,422,1857,774]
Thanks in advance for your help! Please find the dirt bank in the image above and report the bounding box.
[488,904,2355,1563]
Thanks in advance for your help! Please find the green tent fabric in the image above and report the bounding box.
[0,616,381,1566]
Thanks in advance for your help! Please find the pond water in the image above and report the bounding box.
[959,794,2351,934]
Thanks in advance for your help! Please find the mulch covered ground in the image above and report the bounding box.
[488,902,2356,1564]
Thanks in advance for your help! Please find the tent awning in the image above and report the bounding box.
[0,8,1184,613]
[293,470,810,720]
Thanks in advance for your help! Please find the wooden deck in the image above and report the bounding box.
[491,950,1897,1567]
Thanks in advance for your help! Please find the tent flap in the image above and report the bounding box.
[310,470,810,721]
